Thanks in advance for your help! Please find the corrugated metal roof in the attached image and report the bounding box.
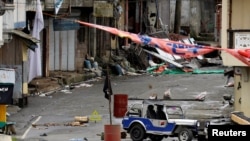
[11,30,40,43]
[6,29,40,51]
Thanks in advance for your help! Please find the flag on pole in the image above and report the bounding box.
[54,0,64,15]
[28,0,44,82]
[103,73,113,100]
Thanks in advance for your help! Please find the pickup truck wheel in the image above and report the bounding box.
[130,124,145,141]
[149,135,164,141]
[178,128,193,141]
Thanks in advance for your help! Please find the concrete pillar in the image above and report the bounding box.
[234,75,241,111]
[173,0,181,34]
[240,68,250,117]
[158,0,170,31]
[220,0,228,63]
[189,0,201,37]
[22,45,28,96]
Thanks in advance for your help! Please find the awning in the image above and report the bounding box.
[5,29,40,51]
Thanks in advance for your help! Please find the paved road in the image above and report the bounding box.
[7,68,234,141]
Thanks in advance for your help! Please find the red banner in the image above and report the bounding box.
[75,20,250,66]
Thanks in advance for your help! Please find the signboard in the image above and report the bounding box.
[0,84,14,105]
[0,65,22,99]
[93,1,113,17]
[53,19,80,31]
[89,110,102,122]
[235,32,250,49]
[0,69,15,84]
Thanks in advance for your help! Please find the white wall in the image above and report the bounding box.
[2,0,26,30]
[13,0,26,28]
[3,10,14,30]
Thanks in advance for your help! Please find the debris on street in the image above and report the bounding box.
[194,91,207,101]
[74,116,89,123]
[32,116,89,128]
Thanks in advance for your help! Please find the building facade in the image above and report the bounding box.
[221,0,250,124]
[0,0,220,105]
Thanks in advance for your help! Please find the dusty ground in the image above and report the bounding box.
[6,65,234,141]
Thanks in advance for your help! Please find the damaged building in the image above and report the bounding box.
[0,0,222,105]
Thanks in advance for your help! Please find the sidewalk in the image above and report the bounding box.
[28,71,98,96]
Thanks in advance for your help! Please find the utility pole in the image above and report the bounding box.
[174,0,182,34]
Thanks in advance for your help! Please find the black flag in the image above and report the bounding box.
[103,73,113,100]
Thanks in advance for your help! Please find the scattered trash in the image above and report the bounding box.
[222,94,234,106]
[126,71,142,76]
[194,91,207,101]
[69,138,84,141]
[71,138,87,141]
[74,116,89,123]
[40,133,47,136]
[39,94,46,97]
[64,122,88,127]
[224,81,234,87]
[223,94,232,101]
[163,89,171,100]
[121,131,127,139]
[65,85,70,89]
[229,99,234,106]
[149,93,157,100]
[79,83,93,87]
[32,123,61,128]
[60,89,72,94]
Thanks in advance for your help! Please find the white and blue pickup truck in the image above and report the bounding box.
[121,100,205,141]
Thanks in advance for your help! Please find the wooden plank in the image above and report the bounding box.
[74,116,89,123]
[231,113,250,125]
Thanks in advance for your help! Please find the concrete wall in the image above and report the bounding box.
[169,0,214,36]
[221,0,250,66]
[158,0,170,31]
[75,41,87,72]
[189,0,201,36]
[170,0,191,32]
[13,0,26,28]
